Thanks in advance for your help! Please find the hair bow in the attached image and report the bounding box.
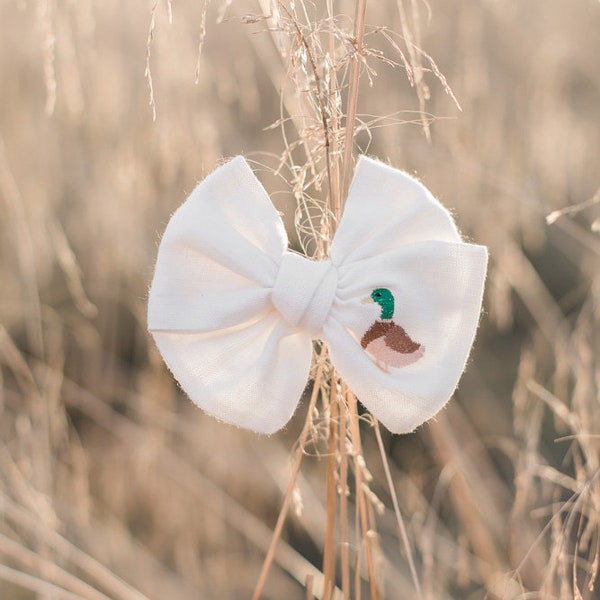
[147,156,488,434]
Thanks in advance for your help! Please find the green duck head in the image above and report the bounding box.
[370,287,395,320]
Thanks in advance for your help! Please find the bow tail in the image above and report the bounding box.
[151,314,313,434]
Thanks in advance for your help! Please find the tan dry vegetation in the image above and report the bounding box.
[0,0,599,599]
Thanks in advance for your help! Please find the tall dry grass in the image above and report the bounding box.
[0,0,599,599]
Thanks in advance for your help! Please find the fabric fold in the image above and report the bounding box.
[331,156,461,266]
[324,241,488,433]
[148,156,287,332]
[152,315,312,434]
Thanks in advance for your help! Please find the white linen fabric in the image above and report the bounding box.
[148,156,488,434]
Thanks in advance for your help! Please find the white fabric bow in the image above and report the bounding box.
[148,156,488,434]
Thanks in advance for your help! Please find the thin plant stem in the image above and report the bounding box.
[338,390,351,599]
[0,533,112,600]
[306,574,314,600]
[252,345,329,600]
[323,375,339,599]
[341,0,367,198]
[354,490,361,600]
[374,421,424,599]
[365,492,381,590]
[395,0,428,138]
[278,2,334,214]
[326,0,342,223]
[347,390,379,600]
[0,563,89,600]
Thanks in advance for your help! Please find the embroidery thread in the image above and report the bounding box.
[360,288,425,372]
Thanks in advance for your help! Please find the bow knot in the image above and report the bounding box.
[272,252,338,336]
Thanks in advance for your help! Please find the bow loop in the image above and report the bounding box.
[272,252,338,336]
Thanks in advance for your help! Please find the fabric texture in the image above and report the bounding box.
[148,156,488,434]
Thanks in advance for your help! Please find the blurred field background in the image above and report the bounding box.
[1,0,599,598]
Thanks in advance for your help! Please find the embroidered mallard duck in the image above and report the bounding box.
[361,288,425,372]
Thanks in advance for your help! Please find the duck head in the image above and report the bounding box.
[362,287,395,320]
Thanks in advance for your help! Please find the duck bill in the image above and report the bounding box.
[361,297,374,304]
